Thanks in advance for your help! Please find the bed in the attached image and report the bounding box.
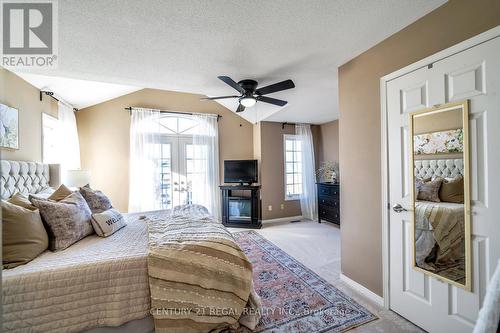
[1,160,259,333]
[1,160,154,332]
[2,212,152,332]
[414,159,465,282]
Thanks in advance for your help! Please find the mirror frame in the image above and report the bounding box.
[409,100,471,291]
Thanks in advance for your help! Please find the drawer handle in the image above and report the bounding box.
[333,191,337,195]
[322,211,326,214]
[335,214,338,218]
[322,199,326,203]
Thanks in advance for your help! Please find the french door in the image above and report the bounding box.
[386,36,500,332]
[157,136,194,209]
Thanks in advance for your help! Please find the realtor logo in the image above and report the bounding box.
[1,0,58,68]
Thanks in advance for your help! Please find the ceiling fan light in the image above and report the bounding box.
[240,97,256,108]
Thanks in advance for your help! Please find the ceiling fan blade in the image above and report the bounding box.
[200,95,239,100]
[218,76,245,94]
[236,104,246,113]
[255,79,295,95]
[257,96,288,107]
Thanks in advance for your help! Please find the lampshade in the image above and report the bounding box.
[65,170,91,188]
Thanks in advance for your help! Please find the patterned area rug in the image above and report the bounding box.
[233,231,377,333]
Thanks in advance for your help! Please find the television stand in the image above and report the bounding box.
[220,185,261,229]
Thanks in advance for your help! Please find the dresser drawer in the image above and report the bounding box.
[318,205,340,222]
[318,196,339,208]
[317,185,339,197]
[316,183,340,225]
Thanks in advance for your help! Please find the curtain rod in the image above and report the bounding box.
[282,122,314,129]
[124,107,222,121]
[39,90,78,111]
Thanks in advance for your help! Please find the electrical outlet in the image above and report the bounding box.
[280,203,285,210]
[268,205,273,211]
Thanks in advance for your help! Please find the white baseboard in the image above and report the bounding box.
[262,215,303,225]
[340,273,384,306]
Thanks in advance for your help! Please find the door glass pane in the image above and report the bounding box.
[158,143,172,209]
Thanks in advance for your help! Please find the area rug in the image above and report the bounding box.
[233,231,377,333]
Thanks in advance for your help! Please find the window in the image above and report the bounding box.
[284,134,302,200]
[153,115,207,209]
[42,113,59,164]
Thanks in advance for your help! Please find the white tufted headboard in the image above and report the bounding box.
[0,160,61,199]
[414,159,464,180]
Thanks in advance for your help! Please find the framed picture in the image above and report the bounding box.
[413,128,463,155]
[0,103,19,150]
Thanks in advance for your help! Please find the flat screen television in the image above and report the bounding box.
[224,160,258,185]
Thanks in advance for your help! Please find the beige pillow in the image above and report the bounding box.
[2,201,49,269]
[7,193,37,210]
[439,175,464,203]
[48,184,73,201]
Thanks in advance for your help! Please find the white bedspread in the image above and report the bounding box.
[2,212,151,333]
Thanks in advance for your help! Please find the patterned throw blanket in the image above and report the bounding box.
[415,202,464,267]
[145,205,261,333]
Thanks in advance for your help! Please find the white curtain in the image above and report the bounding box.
[58,102,81,180]
[192,113,221,220]
[128,108,162,213]
[296,123,317,220]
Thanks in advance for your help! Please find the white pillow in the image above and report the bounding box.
[91,208,126,237]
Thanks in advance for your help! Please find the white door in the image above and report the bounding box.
[158,136,193,209]
[386,36,500,332]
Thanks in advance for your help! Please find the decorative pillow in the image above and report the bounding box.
[35,187,56,199]
[79,185,113,214]
[7,192,37,210]
[416,178,442,202]
[439,175,464,203]
[91,208,126,237]
[414,177,430,200]
[48,184,73,201]
[30,192,94,251]
[2,200,49,268]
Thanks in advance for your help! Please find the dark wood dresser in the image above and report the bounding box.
[317,182,340,225]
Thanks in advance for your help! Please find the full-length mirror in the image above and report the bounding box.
[410,100,471,290]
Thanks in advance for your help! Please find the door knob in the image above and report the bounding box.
[392,204,408,213]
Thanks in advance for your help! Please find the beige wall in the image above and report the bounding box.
[76,88,254,212]
[254,121,331,220]
[0,68,58,162]
[316,120,339,165]
[258,122,301,220]
[414,108,462,134]
[338,0,500,296]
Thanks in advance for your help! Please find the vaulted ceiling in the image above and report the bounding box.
[15,0,446,124]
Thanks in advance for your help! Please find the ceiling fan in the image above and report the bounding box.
[201,76,295,112]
